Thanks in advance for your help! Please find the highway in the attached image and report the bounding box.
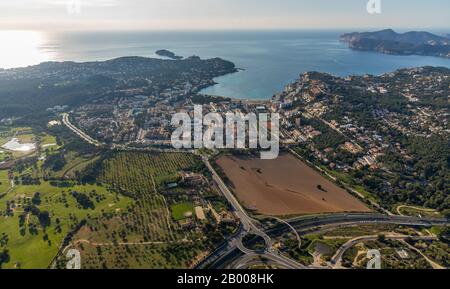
[62,113,104,147]
[284,214,448,234]
[202,156,271,243]
[62,113,189,154]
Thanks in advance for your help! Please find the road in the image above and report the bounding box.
[396,205,439,217]
[284,213,448,233]
[262,216,302,249]
[62,113,103,147]
[62,112,188,154]
[202,156,270,242]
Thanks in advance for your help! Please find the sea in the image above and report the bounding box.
[2,30,450,100]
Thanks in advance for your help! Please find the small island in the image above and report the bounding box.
[340,29,450,58]
[155,49,183,60]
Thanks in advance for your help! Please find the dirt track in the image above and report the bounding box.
[216,154,371,216]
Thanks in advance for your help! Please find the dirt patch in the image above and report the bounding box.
[216,153,371,216]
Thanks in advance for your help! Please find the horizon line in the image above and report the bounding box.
[0,26,449,33]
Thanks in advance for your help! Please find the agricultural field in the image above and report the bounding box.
[97,152,199,242]
[100,152,198,189]
[71,241,206,269]
[56,151,234,269]
[216,153,371,216]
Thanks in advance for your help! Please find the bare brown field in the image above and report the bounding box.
[216,153,371,216]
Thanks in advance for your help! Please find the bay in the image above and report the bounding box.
[3,30,450,99]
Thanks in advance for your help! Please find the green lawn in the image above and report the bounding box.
[40,133,57,145]
[171,202,195,221]
[16,133,35,143]
[0,170,10,194]
[39,133,59,152]
[0,181,133,269]
[0,151,7,162]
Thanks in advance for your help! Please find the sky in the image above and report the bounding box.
[0,0,449,31]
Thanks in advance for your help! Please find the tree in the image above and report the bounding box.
[38,211,51,228]
[32,192,41,205]
[0,249,10,268]
[438,227,450,244]
[72,191,95,210]
[442,209,450,219]
[377,234,386,243]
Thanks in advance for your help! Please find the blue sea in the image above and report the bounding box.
[7,30,450,99]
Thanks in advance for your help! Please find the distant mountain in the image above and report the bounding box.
[340,29,450,58]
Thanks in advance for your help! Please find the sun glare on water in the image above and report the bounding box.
[0,30,54,69]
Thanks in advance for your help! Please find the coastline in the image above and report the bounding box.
[3,30,450,100]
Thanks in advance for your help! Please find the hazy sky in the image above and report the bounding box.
[0,0,449,31]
